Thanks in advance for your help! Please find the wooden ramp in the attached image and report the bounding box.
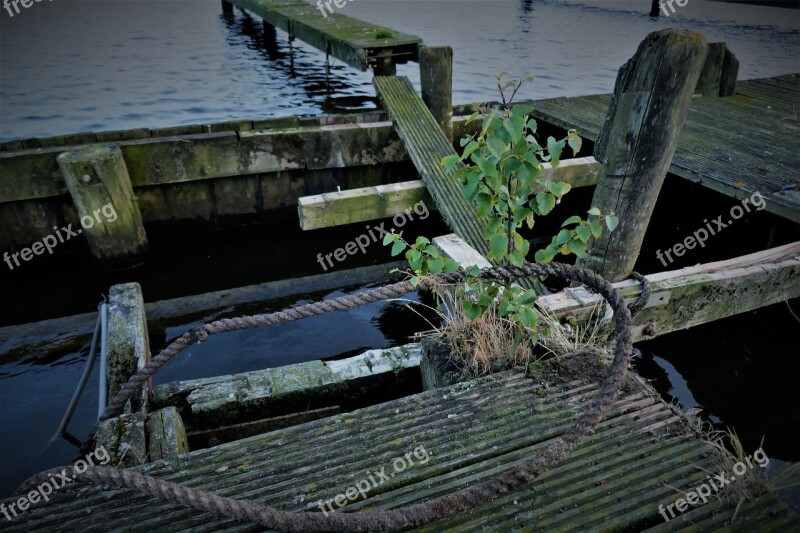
[5,370,797,530]
[230,0,421,71]
[374,75,489,256]
[529,74,800,223]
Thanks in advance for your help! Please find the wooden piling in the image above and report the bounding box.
[577,30,709,281]
[650,0,660,16]
[57,144,147,267]
[696,42,726,97]
[419,46,454,142]
[720,47,739,97]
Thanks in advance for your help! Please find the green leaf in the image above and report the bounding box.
[416,236,430,246]
[441,154,459,170]
[511,104,534,116]
[588,219,603,239]
[587,207,601,216]
[526,118,538,133]
[518,307,537,329]
[382,232,394,246]
[410,276,420,286]
[567,238,587,257]
[575,225,592,242]
[473,154,497,177]
[462,140,480,160]
[554,228,571,246]
[503,115,525,142]
[561,215,582,227]
[567,129,582,155]
[489,233,509,261]
[606,214,619,231]
[465,110,480,125]
[487,137,506,159]
[427,257,444,274]
[547,136,565,169]
[535,192,556,215]
[517,161,536,186]
[443,258,460,273]
[463,301,482,321]
[547,181,572,198]
[407,249,422,271]
[391,239,407,257]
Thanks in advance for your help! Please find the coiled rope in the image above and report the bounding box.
[17,261,633,532]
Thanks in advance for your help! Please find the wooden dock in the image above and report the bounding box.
[229,0,421,72]
[4,368,797,530]
[527,74,800,223]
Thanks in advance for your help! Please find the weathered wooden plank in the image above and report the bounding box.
[0,122,406,203]
[151,344,423,429]
[231,0,421,71]
[5,369,794,531]
[297,156,601,230]
[374,76,489,256]
[433,233,491,269]
[540,241,800,341]
[298,180,432,230]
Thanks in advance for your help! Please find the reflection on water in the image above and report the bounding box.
[2,0,798,140]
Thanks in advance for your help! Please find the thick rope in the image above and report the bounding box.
[16,262,632,532]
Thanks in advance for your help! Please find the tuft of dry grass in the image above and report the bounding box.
[536,303,614,364]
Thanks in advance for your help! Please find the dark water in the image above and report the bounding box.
[2,0,799,140]
[0,0,798,509]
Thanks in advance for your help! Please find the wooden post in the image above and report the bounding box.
[58,145,147,267]
[650,0,660,16]
[577,30,709,281]
[106,282,150,412]
[419,46,453,142]
[720,47,739,97]
[696,42,726,97]
[221,0,233,14]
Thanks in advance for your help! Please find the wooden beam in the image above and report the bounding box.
[0,120,405,203]
[539,241,800,342]
[298,180,432,231]
[297,156,602,230]
[433,233,491,269]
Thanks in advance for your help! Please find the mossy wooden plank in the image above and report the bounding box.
[540,241,800,342]
[298,180,431,230]
[231,0,421,70]
[6,369,794,531]
[374,76,488,256]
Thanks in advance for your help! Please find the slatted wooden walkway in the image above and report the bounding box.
[374,75,490,256]
[231,0,421,71]
[529,74,800,223]
[4,370,797,530]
